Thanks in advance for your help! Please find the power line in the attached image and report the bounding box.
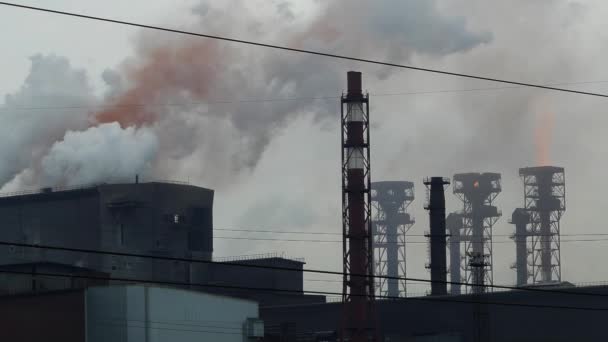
[3,80,608,113]
[214,227,608,238]
[213,235,608,244]
[2,269,607,312]
[93,318,242,335]
[94,322,239,336]
[95,317,244,331]
[1,2,608,99]
[2,240,608,299]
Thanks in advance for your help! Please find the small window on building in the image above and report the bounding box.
[164,213,185,225]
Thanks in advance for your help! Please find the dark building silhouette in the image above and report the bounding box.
[0,182,318,306]
[261,285,608,342]
[0,182,213,286]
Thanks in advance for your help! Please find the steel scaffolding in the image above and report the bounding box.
[453,173,501,294]
[371,181,415,298]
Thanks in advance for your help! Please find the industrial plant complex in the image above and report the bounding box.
[1,72,607,342]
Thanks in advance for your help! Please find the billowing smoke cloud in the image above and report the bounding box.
[41,123,158,186]
[95,40,220,127]
[100,0,491,174]
[0,0,491,191]
[0,54,93,187]
[310,0,492,58]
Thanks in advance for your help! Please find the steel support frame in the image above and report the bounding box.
[453,174,501,294]
[520,168,565,284]
[371,182,415,298]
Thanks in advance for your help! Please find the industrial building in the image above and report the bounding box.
[0,182,213,284]
[0,181,318,306]
[261,285,608,341]
[0,284,264,342]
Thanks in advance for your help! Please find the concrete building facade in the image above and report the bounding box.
[0,182,214,285]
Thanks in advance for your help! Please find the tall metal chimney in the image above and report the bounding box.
[424,177,450,296]
[510,208,531,286]
[446,213,463,295]
[341,71,376,342]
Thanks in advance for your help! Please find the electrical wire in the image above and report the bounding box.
[1,2,608,98]
[214,228,608,238]
[2,240,608,299]
[3,80,608,113]
[1,268,607,312]
[212,235,608,244]
[95,316,245,331]
[94,227,608,239]
[91,320,242,335]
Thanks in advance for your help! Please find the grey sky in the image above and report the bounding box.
[2,0,608,295]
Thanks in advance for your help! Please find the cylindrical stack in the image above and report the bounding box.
[341,71,375,342]
[424,177,450,296]
[510,209,530,286]
[446,213,463,295]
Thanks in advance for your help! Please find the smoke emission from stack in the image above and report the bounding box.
[0,0,491,191]
[535,110,555,167]
[41,123,159,187]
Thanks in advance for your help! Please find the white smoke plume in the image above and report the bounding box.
[0,54,93,187]
[0,0,491,191]
[41,123,158,186]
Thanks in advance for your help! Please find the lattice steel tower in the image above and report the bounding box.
[340,71,376,342]
[371,181,415,298]
[453,173,501,293]
[519,166,566,284]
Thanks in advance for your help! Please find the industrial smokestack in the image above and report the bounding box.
[341,71,376,342]
[347,71,362,96]
[510,208,530,286]
[446,213,463,295]
[424,177,450,296]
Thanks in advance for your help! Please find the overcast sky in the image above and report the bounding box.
[2,0,608,295]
